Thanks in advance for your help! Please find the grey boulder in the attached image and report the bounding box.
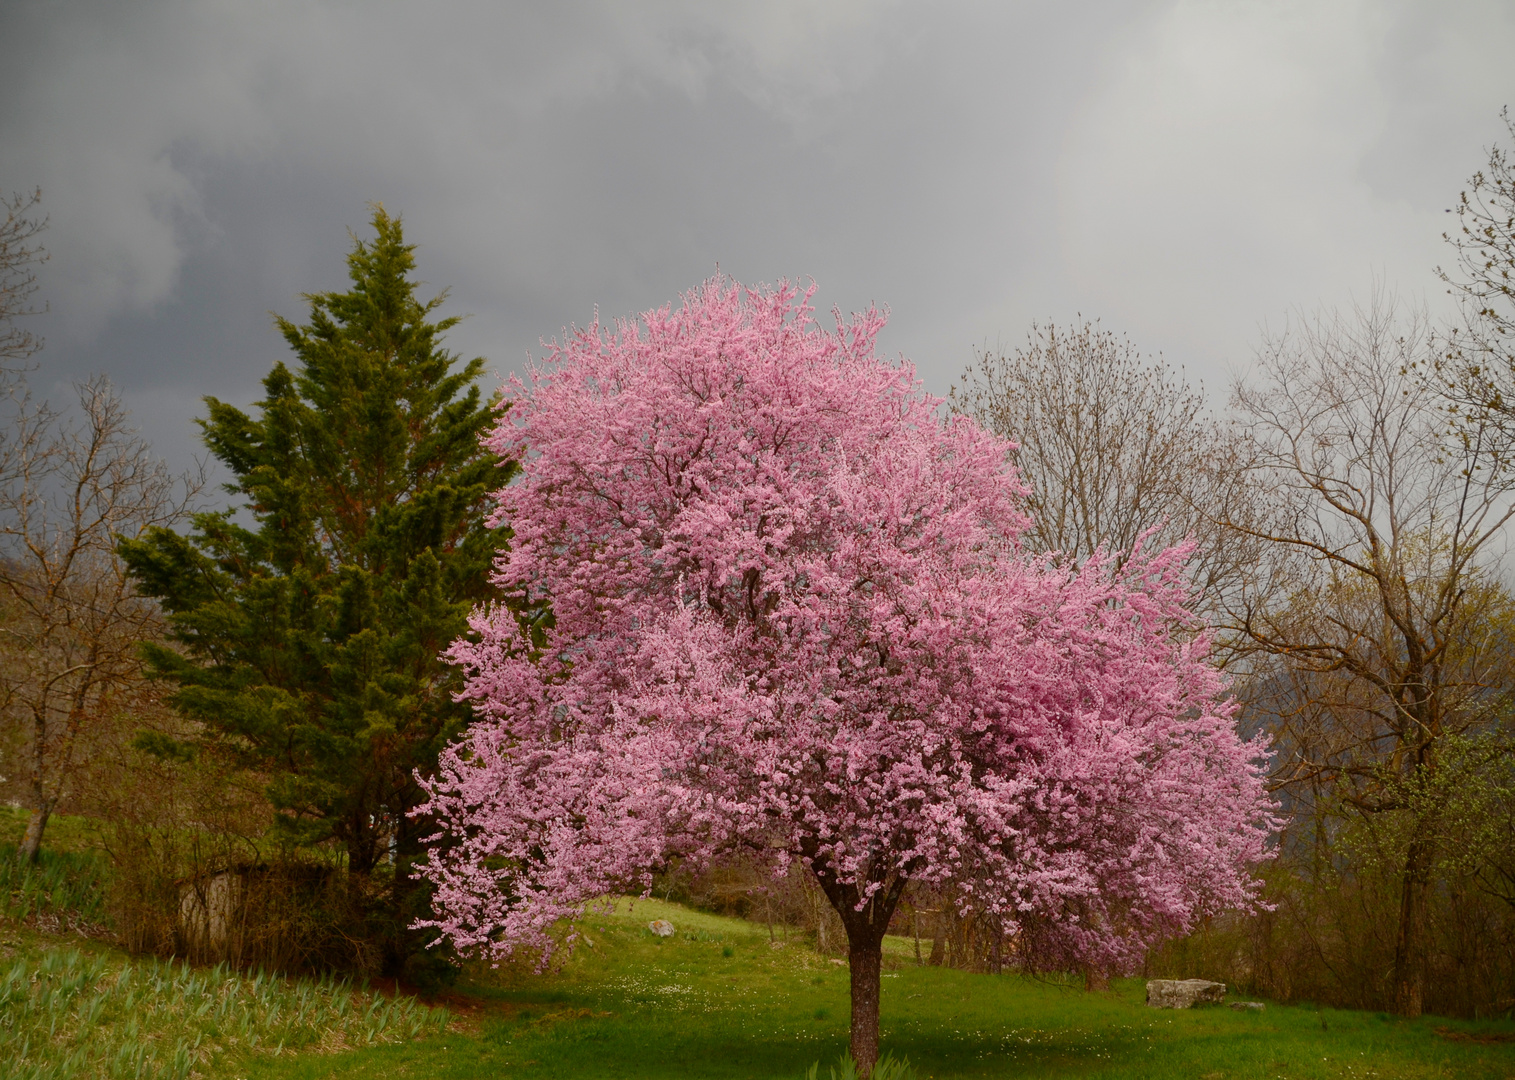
[1146,979,1227,1008]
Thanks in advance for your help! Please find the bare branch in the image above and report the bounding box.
[0,373,202,860]
[0,189,47,374]
[1223,291,1515,1016]
[950,318,1263,623]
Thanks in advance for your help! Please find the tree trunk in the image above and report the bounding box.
[344,812,383,878]
[1392,832,1432,1018]
[17,800,53,864]
[928,913,945,966]
[848,935,883,1073]
[21,703,53,865]
[387,808,424,977]
[809,864,905,1078]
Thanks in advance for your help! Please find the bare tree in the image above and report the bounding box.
[0,188,47,371]
[1224,295,1515,1018]
[1431,110,1515,431]
[950,319,1259,618]
[0,376,198,861]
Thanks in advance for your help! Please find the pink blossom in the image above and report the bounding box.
[415,277,1277,1066]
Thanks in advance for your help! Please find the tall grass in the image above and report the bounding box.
[0,845,108,925]
[0,947,450,1080]
[805,1052,916,1080]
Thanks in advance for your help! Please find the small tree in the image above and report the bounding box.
[0,376,196,861]
[417,279,1278,1072]
[120,207,514,973]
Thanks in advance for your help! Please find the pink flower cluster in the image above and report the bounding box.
[415,277,1277,970]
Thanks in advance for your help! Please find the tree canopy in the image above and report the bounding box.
[416,277,1278,1070]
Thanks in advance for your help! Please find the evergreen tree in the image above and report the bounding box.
[119,207,519,973]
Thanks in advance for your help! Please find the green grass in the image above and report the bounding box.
[1,853,1510,1080]
[0,928,449,1080]
[0,807,112,928]
[0,806,106,855]
[0,812,453,1080]
[228,898,1515,1080]
[0,844,109,925]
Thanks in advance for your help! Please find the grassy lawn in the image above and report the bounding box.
[0,806,106,854]
[1,825,1510,1080]
[236,898,1514,1080]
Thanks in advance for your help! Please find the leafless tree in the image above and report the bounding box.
[0,376,199,862]
[1429,110,1515,436]
[950,319,1261,620]
[1223,294,1515,1018]
[0,188,47,372]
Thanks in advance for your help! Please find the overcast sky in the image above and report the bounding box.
[4,0,1514,475]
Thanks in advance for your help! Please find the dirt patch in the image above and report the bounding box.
[1433,1026,1515,1045]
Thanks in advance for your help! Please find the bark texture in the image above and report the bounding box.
[1392,836,1432,1018]
[847,939,883,1073]
[811,862,906,1076]
[17,803,51,864]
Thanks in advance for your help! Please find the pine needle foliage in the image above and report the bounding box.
[119,207,520,973]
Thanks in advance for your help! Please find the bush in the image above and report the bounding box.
[96,739,456,983]
[1149,848,1515,1019]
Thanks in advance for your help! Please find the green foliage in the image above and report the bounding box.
[0,807,102,857]
[0,844,107,925]
[0,944,448,1080]
[131,730,197,763]
[1151,726,1515,1019]
[805,1051,915,1080]
[118,207,521,969]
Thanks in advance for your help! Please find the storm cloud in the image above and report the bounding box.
[3,0,1512,471]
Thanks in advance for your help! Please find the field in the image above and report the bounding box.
[1,826,1512,1079]
[232,897,1515,1080]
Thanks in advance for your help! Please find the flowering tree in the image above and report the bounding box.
[417,278,1277,1071]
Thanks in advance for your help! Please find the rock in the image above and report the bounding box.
[1146,979,1227,1008]
[1229,1001,1265,1011]
[648,919,675,937]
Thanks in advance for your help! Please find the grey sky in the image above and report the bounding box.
[3,0,1513,474]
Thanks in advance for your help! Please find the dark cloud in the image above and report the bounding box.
[3,0,1512,473]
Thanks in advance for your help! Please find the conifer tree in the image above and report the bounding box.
[120,207,517,972]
